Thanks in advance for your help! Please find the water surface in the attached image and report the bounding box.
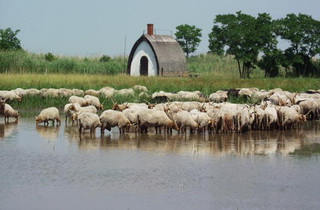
[1,118,320,210]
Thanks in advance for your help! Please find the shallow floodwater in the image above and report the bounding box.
[1,118,320,210]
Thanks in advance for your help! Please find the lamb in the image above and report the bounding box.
[3,103,19,123]
[84,95,104,110]
[78,112,101,134]
[35,107,61,126]
[100,110,131,134]
[137,109,179,133]
[69,96,88,107]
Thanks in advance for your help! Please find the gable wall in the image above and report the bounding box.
[130,41,158,76]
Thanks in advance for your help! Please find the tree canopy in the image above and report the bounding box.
[208,11,276,78]
[275,13,320,76]
[175,24,202,58]
[0,28,22,51]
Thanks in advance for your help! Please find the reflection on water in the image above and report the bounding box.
[35,125,60,141]
[0,121,18,139]
[57,120,320,157]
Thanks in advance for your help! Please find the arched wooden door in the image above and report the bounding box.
[140,56,148,76]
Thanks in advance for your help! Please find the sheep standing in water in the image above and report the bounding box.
[78,112,101,135]
[35,107,61,126]
[3,103,19,123]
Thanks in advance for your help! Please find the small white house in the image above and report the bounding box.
[127,24,186,76]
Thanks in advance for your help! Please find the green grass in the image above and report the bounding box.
[1,73,319,93]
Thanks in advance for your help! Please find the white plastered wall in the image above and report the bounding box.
[130,41,157,76]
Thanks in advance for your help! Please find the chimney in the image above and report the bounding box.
[147,24,154,35]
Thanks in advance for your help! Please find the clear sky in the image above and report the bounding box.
[1,0,319,57]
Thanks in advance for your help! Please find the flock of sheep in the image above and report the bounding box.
[1,85,320,136]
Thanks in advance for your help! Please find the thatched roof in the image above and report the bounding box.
[127,34,186,76]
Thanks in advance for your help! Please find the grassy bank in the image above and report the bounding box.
[1,73,320,113]
[1,73,319,93]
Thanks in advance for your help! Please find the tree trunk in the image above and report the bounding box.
[235,56,242,78]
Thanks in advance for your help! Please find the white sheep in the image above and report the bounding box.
[117,88,135,96]
[40,88,59,97]
[122,108,140,130]
[137,109,179,133]
[25,88,40,96]
[69,103,97,121]
[133,85,148,93]
[13,88,28,97]
[78,112,101,134]
[72,89,84,96]
[167,107,198,134]
[35,107,61,126]
[238,88,253,98]
[0,91,22,101]
[3,103,19,123]
[209,91,228,103]
[85,89,100,97]
[84,95,103,110]
[100,110,131,134]
[189,109,212,133]
[277,106,307,129]
[64,103,75,123]
[264,104,278,130]
[69,96,88,106]
[58,88,73,97]
[152,91,176,101]
[176,91,203,101]
[298,98,319,120]
[100,87,116,97]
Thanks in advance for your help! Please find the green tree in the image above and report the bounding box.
[257,49,283,77]
[0,28,22,50]
[99,55,111,62]
[275,13,320,77]
[175,24,202,58]
[208,11,276,78]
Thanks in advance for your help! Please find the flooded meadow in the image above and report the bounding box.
[1,118,320,210]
